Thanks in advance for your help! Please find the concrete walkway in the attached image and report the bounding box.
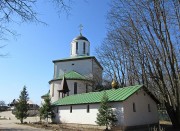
[0,111,52,131]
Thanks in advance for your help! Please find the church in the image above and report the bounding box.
[49,33,103,103]
[42,32,159,129]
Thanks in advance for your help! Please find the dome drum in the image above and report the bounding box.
[71,34,90,57]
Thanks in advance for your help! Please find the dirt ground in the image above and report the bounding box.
[0,111,51,131]
[1,111,179,131]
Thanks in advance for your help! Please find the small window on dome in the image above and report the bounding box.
[83,42,85,54]
[76,42,78,54]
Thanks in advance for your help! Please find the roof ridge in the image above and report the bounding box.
[66,70,83,75]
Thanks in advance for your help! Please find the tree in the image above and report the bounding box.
[0,0,72,38]
[96,92,117,130]
[39,95,54,123]
[0,101,5,106]
[15,86,29,124]
[96,0,180,128]
[0,0,73,56]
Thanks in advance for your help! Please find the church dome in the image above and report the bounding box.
[73,34,89,42]
[71,33,90,57]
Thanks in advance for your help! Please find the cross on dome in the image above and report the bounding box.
[79,24,83,35]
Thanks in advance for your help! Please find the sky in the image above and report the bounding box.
[0,0,110,105]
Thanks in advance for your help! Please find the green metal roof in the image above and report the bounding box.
[41,91,50,98]
[49,71,88,84]
[53,85,143,106]
[58,71,87,80]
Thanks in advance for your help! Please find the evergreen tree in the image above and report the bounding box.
[15,86,29,124]
[96,92,117,130]
[40,95,54,123]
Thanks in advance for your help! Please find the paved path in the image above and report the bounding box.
[0,111,52,131]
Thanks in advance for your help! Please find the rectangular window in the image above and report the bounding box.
[56,107,58,113]
[87,105,90,113]
[148,104,151,112]
[133,102,136,112]
[74,82,77,94]
[83,42,85,54]
[70,105,72,113]
[58,92,60,98]
[62,93,65,98]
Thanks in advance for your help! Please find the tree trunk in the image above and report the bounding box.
[20,119,23,124]
[165,102,180,129]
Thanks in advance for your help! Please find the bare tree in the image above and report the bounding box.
[0,100,5,106]
[0,0,73,37]
[0,0,73,55]
[96,0,180,128]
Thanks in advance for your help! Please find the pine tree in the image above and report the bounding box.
[40,95,54,123]
[96,92,117,130]
[15,86,29,124]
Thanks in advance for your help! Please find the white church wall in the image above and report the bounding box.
[123,89,159,127]
[50,81,61,103]
[54,59,93,79]
[54,102,124,125]
[65,80,88,95]
[50,80,92,103]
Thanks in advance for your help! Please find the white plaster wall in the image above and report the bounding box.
[123,89,159,126]
[110,102,124,126]
[53,102,124,126]
[64,80,90,96]
[50,80,92,103]
[50,81,61,103]
[71,40,90,57]
[54,59,93,79]
[92,59,103,84]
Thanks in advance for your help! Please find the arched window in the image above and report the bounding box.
[133,102,136,112]
[148,104,151,112]
[74,82,77,94]
[86,84,88,93]
[76,42,78,54]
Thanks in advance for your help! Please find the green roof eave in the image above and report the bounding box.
[41,92,49,98]
[49,71,89,84]
[53,85,143,106]
[49,78,89,84]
